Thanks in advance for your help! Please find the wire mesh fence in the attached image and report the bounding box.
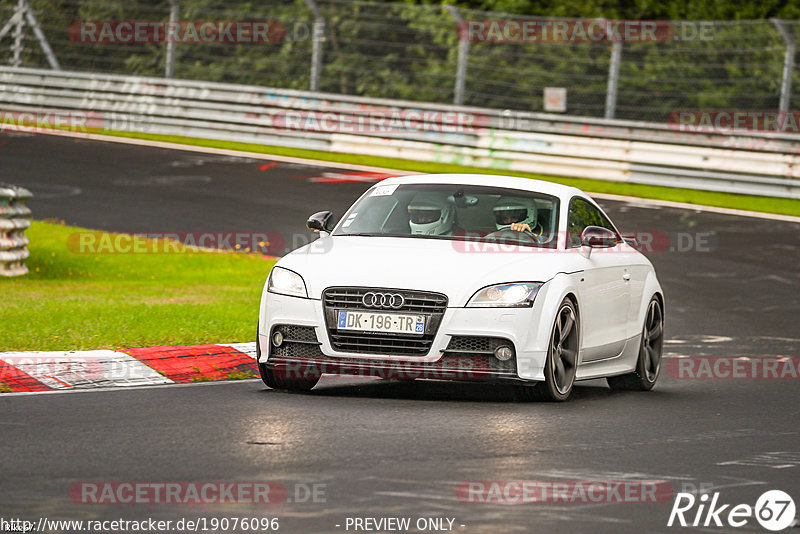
[0,0,798,122]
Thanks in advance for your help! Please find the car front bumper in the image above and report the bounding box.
[258,292,549,383]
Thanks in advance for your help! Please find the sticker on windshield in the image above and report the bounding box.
[370,184,399,196]
[342,212,358,227]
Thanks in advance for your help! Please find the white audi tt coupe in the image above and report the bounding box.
[257,174,664,401]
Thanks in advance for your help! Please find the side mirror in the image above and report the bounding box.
[307,211,334,234]
[580,226,618,248]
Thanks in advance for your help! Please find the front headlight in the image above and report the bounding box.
[467,282,543,308]
[267,266,308,298]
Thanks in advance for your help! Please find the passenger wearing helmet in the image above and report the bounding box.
[408,193,455,236]
[493,196,543,238]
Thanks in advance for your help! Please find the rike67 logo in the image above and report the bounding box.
[668,490,796,531]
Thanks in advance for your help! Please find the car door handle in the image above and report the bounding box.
[623,273,631,281]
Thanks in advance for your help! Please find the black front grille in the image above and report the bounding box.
[323,287,447,314]
[322,287,448,356]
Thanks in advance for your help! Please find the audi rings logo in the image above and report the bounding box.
[362,292,405,309]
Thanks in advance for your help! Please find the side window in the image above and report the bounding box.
[567,197,617,248]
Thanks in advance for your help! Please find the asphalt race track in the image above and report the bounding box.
[1,132,799,533]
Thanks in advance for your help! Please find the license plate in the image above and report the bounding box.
[337,310,426,335]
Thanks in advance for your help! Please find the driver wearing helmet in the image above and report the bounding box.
[493,196,543,238]
[408,193,456,236]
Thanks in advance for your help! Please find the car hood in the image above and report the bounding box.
[276,236,580,307]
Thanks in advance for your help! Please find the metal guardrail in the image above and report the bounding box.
[3,0,799,123]
[0,183,32,277]
[1,66,800,199]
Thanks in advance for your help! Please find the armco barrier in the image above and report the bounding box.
[1,66,800,198]
[0,183,32,277]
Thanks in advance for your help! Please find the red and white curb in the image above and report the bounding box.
[0,342,258,393]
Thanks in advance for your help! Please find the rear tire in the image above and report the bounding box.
[515,298,579,402]
[256,326,320,392]
[607,296,663,391]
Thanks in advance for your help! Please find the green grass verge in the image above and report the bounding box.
[0,221,275,351]
[104,129,800,217]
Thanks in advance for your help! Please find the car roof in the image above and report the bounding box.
[379,173,588,201]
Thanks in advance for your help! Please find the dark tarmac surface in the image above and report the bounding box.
[1,132,798,533]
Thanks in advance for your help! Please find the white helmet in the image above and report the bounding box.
[493,196,538,231]
[408,193,455,235]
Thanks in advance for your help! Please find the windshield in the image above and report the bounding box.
[333,183,560,247]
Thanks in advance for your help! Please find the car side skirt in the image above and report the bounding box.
[575,333,641,381]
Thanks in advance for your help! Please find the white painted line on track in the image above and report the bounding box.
[33,129,800,224]
[0,376,260,397]
[590,192,800,224]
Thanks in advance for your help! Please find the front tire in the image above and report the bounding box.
[256,326,319,392]
[607,296,663,391]
[515,298,579,402]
